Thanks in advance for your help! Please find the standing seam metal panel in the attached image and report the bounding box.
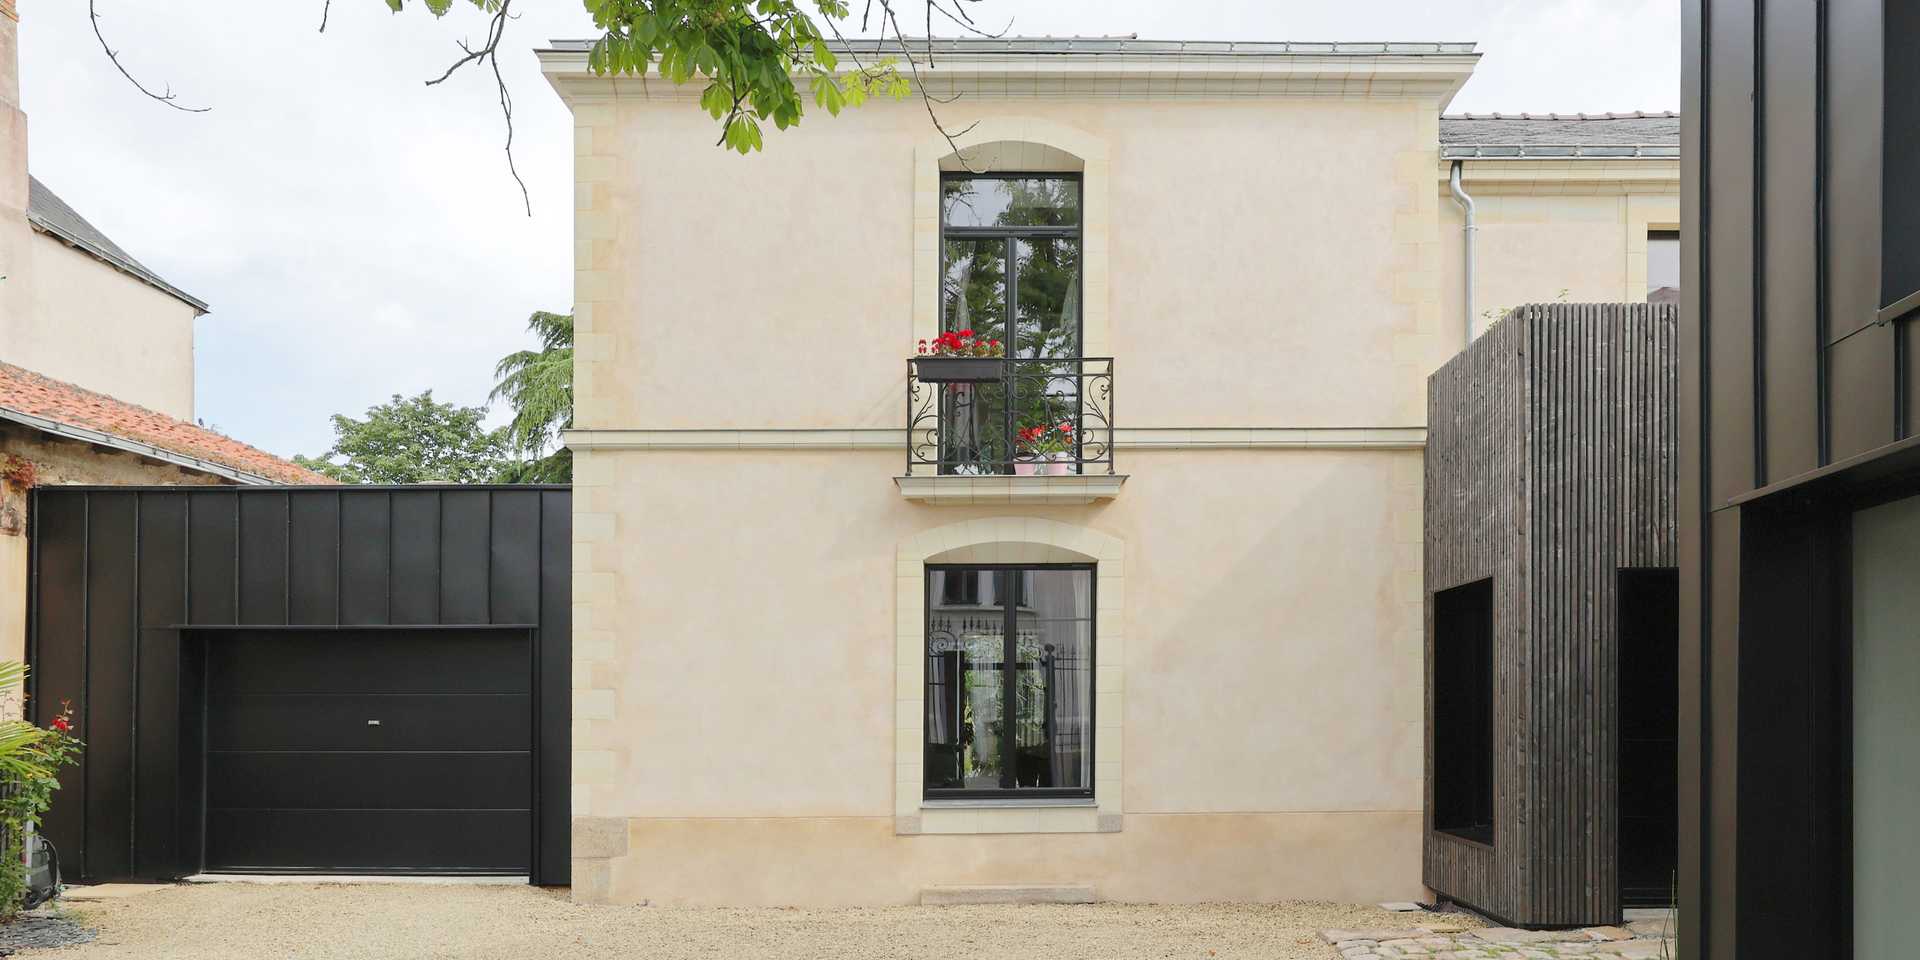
[26,486,573,885]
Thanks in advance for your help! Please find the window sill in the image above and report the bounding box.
[922,798,1097,809]
[894,474,1127,505]
[898,802,1120,836]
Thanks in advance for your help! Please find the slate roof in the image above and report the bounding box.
[25,175,209,313]
[0,360,333,485]
[1440,112,1680,158]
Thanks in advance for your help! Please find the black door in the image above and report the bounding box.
[202,629,532,874]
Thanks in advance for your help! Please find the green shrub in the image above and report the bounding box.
[0,662,83,920]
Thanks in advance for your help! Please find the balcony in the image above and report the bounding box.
[897,357,1125,505]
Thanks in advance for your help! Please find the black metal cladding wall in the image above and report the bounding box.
[25,486,572,885]
[1424,303,1678,927]
[1684,0,1920,956]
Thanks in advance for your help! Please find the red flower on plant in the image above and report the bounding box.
[50,715,71,733]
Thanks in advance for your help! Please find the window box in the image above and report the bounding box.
[912,356,1005,383]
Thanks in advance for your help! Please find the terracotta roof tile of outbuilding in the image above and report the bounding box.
[0,361,334,485]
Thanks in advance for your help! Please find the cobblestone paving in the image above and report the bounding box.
[1322,918,1676,960]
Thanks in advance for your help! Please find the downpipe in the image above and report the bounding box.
[1449,159,1477,344]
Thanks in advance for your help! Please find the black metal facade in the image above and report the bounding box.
[1684,0,1917,955]
[1424,303,1678,927]
[24,486,572,885]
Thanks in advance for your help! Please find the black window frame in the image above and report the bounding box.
[923,561,1096,801]
[938,172,1085,358]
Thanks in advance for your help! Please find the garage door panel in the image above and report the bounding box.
[209,632,529,695]
[205,810,529,874]
[209,694,533,751]
[202,630,534,875]
[207,752,530,811]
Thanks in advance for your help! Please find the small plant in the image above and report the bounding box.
[917,330,1004,358]
[0,663,83,920]
[1017,421,1075,456]
[0,455,35,492]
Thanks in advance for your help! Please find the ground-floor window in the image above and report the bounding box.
[925,564,1094,798]
[1434,577,1494,844]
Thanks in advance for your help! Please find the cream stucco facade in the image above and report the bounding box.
[5,229,200,421]
[543,40,1679,907]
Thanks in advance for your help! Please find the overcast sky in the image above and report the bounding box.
[16,0,1678,461]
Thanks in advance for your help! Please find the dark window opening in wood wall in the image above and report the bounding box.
[1434,578,1495,845]
[1884,1,1920,316]
[1618,567,1681,907]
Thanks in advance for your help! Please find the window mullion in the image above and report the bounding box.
[1001,569,1018,791]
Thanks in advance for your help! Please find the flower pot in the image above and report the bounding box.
[1014,452,1074,476]
[913,356,1004,383]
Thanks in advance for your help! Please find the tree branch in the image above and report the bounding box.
[88,0,210,113]
[869,1,985,169]
[422,0,530,216]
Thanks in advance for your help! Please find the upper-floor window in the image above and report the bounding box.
[1647,230,1680,304]
[940,175,1083,358]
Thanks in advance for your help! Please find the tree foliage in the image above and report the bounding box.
[490,311,574,484]
[295,391,512,484]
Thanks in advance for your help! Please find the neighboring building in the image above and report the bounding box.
[0,1,327,672]
[1440,112,1681,336]
[540,37,1680,908]
[1683,2,1916,959]
[10,174,205,420]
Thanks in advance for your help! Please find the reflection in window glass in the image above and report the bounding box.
[941,238,1007,346]
[926,566,1094,796]
[941,177,1081,229]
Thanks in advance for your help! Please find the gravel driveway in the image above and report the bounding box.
[29,883,1442,960]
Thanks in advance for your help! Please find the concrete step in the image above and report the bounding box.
[920,883,1096,906]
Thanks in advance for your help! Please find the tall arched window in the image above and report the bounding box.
[937,174,1085,472]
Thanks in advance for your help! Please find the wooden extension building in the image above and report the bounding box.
[1423,302,1678,927]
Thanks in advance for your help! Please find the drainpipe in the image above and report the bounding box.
[1448,160,1477,344]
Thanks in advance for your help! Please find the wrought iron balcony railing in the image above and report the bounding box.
[905,357,1115,476]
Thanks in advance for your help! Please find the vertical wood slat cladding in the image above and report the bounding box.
[1426,304,1677,927]
[26,487,572,885]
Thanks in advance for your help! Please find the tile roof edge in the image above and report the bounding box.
[0,361,335,485]
[0,403,278,485]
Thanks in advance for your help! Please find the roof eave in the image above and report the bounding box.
[535,44,1480,110]
[25,214,211,315]
[0,404,276,485]
[1441,144,1681,159]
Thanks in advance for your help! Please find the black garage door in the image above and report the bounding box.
[203,628,533,874]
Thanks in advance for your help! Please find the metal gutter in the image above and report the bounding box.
[0,405,276,485]
[1440,144,1681,159]
[24,215,211,315]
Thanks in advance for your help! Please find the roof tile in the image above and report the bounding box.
[0,361,334,485]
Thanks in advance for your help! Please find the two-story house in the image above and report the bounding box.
[540,37,1678,907]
